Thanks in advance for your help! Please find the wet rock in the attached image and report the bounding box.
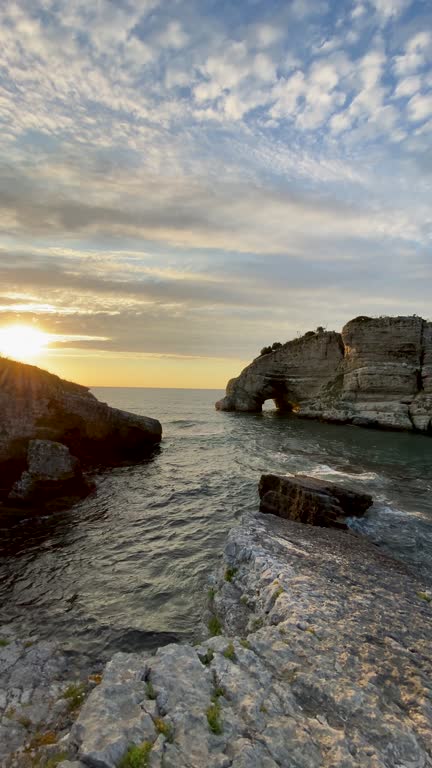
[8,440,92,505]
[259,473,373,528]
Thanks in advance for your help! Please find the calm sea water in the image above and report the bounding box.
[0,387,431,668]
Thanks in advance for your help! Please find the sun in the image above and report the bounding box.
[0,324,51,363]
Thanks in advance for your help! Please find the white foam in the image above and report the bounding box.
[308,464,379,482]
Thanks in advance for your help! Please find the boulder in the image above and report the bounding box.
[216,315,432,434]
[259,473,373,528]
[8,440,92,505]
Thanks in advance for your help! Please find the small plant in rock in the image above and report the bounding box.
[88,673,103,685]
[198,648,215,666]
[0,638,10,647]
[145,680,156,699]
[208,616,222,636]
[63,682,87,711]
[206,698,223,735]
[208,586,216,601]
[240,594,248,605]
[44,753,69,768]
[17,715,32,729]
[239,638,250,649]
[118,741,153,768]
[30,731,58,748]
[251,617,264,631]
[154,717,173,742]
[273,587,284,600]
[417,591,431,603]
[224,567,237,583]
[223,642,235,661]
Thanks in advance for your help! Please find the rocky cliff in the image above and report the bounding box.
[0,357,162,497]
[216,315,432,433]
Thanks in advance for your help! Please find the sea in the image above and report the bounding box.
[1,387,431,670]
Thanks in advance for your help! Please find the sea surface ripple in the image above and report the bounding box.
[0,387,431,667]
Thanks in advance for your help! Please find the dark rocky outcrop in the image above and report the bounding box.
[0,357,162,504]
[216,315,432,433]
[9,440,93,506]
[259,473,373,528]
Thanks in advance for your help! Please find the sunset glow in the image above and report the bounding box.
[0,325,50,363]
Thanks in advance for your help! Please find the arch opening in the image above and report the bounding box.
[259,379,301,414]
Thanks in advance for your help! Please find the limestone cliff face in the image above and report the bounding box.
[0,357,162,490]
[216,315,432,434]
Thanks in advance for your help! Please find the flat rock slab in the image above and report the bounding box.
[259,473,373,528]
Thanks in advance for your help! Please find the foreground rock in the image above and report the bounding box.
[0,357,162,504]
[9,440,93,506]
[0,625,97,768]
[259,473,373,528]
[61,513,431,768]
[216,315,432,434]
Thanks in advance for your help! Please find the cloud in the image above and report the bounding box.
[0,0,431,374]
[407,92,432,122]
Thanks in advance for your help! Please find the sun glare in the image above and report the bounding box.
[0,325,50,363]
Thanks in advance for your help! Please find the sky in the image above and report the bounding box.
[0,0,431,387]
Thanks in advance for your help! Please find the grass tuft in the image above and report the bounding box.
[223,642,235,661]
[118,741,153,768]
[224,567,238,583]
[208,616,222,637]
[154,717,173,742]
[63,682,87,711]
[206,699,222,735]
[0,638,10,647]
[145,680,156,700]
[208,587,216,601]
[239,638,250,649]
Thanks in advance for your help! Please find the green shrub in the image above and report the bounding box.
[118,742,153,768]
[0,638,10,647]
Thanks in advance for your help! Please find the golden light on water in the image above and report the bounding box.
[0,324,51,362]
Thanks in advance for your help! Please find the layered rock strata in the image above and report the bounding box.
[216,315,432,433]
[53,512,431,768]
[0,357,162,500]
[259,473,372,528]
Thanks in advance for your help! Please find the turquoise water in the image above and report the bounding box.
[0,387,431,666]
